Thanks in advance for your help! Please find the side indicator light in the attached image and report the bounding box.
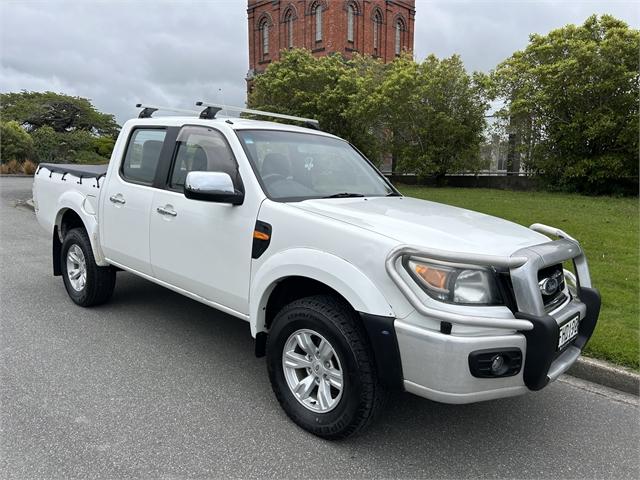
[253,230,270,241]
[252,220,272,259]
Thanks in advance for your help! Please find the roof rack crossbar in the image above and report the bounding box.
[195,101,320,129]
[135,103,200,118]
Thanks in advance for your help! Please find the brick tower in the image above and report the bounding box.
[247,0,416,82]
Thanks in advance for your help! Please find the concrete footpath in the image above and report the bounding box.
[569,356,639,396]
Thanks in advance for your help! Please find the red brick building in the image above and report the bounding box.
[247,0,416,80]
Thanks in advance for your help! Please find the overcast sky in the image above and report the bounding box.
[1,0,638,125]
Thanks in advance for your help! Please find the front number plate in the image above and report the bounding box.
[558,314,580,350]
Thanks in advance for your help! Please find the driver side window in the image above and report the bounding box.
[169,126,240,190]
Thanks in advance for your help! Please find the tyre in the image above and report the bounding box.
[60,227,116,307]
[266,295,386,439]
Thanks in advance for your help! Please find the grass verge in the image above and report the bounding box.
[399,186,639,370]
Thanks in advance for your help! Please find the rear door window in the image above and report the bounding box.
[121,129,167,184]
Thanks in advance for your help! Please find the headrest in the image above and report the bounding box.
[191,145,208,171]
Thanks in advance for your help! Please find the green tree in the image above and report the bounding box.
[2,91,118,164]
[92,136,115,158]
[0,91,119,137]
[248,49,385,162]
[30,126,59,163]
[249,49,488,173]
[0,121,34,163]
[30,126,110,164]
[360,54,488,176]
[492,15,640,193]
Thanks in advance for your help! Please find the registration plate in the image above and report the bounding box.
[558,314,580,350]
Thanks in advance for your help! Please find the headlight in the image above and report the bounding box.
[405,258,502,305]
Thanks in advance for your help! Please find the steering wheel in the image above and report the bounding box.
[262,173,286,186]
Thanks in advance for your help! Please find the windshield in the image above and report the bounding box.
[236,130,396,201]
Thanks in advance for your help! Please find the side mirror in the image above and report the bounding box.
[184,171,244,205]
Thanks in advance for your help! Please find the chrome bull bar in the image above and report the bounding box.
[385,223,592,331]
[529,223,592,289]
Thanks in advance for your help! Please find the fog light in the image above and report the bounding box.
[468,348,522,378]
[490,355,508,375]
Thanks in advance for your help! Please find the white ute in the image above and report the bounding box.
[33,103,601,439]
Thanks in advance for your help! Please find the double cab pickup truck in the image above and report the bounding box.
[33,103,601,439]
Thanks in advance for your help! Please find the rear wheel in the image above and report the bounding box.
[61,228,115,307]
[266,295,385,439]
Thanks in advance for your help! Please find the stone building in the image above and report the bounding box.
[247,0,416,82]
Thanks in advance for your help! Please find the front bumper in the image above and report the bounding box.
[384,223,601,404]
[395,316,529,404]
[393,287,600,404]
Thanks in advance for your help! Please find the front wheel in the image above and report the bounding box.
[61,228,116,307]
[266,295,386,439]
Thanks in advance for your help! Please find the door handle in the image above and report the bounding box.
[156,206,177,217]
[109,194,126,205]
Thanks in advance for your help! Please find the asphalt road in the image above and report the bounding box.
[1,176,638,479]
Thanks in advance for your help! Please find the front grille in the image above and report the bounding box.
[538,264,567,312]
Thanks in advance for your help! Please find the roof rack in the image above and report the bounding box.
[195,101,320,130]
[135,103,200,118]
[135,102,321,130]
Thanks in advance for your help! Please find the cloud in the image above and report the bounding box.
[1,0,637,125]
[414,0,639,72]
[0,0,248,124]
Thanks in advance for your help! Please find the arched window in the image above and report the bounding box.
[347,4,355,43]
[260,18,269,58]
[372,10,382,55]
[395,18,405,55]
[284,9,294,48]
[314,4,323,42]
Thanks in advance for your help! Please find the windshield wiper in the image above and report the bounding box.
[322,192,366,199]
